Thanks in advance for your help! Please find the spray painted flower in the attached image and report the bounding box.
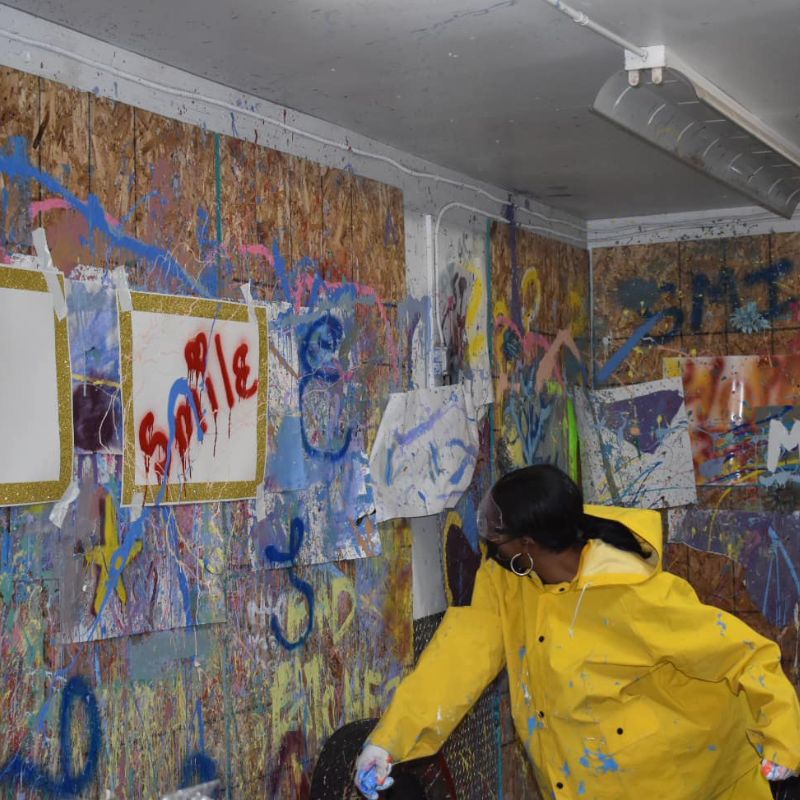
[729,301,770,334]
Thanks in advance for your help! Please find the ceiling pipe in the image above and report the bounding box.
[539,0,649,60]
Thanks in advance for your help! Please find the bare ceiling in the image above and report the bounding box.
[3,0,800,219]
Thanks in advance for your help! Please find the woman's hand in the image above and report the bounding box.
[354,744,394,799]
[761,759,799,781]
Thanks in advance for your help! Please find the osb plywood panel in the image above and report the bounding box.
[255,145,291,296]
[680,238,728,335]
[597,334,666,385]
[134,108,216,289]
[520,228,549,334]
[771,231,800,329]
[727,329,773,356]
[352,174,404,302]
[320,164,353,284]
[219,135,258,289]
[490,220,512,340]
[726,235,772,341]
[38,78,90,271]
[0,66,38,252]
[592,242,680,340]
[89,95,134,269]
[682,332,730,359]
[287,151,322,267]
[773,327,800,354]
[557,241,589,337]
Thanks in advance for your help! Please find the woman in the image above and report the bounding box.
[355,464,800,799]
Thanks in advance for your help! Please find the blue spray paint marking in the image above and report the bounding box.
[394,400,454,447]
[168,513,194,627]
[155,377,205,506]
[385,446,395,485]
[429,442,441,476]
[0,676,101,796]
[264,517,315,650]
[447,438,478,484]
[595,312,664,385]
[180,752,218,789]
[298,313,352,461]
[0,138,213,297]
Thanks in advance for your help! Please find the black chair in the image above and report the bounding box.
[309,719,457,800]
[773,776,800,800]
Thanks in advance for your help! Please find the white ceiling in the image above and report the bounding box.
[4,0,800,219]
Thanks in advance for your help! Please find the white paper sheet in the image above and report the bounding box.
[369,384,479,521]
[574,377,697,509]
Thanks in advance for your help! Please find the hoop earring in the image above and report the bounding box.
[510,552,534,577]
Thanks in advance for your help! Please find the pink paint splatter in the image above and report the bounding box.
[239,243,275,264]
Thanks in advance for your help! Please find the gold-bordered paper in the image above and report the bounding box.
[0,265,73,505]
[119,290,268,506]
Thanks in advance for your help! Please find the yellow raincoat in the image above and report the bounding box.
[370,505,800,799]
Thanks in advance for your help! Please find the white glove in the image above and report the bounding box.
[354,744,393,800]
[761,759,799,781]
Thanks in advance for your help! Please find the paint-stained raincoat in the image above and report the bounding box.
[369,505,800,799]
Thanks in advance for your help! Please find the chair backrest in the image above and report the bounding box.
[309,719,458,800]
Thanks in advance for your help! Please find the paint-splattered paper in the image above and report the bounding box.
[669,508,800,628]
[254,302,379,565]
[119,291,268,505]
[67,270,122,454]
[574,377,697,508]
[439,257,493,411]
[369,384,479,521]
[664,355,800,488]
[0,264,73,505]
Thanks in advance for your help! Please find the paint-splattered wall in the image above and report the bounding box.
[0,64,413,798]
[592,234,800,689]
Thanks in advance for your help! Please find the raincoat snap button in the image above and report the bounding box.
[558,587,565,592]
[556,782,564,789]
[538,635,545,642]
[617,727,624,735]
[538,710,545,718]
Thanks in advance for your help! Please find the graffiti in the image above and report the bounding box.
[298,312,352,461]
[140,378,205,484]
[264,517,315,650]
[616,259,796,337]
[0,676,101,797]
[85,490,143,615]
[140,329,258,482]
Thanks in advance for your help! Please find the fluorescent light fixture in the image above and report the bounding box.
[592,49,800,218]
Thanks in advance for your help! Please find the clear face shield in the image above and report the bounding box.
[477,491,515,568]
[477,490,506,543]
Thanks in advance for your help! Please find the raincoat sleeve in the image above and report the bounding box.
[638,574,800,771]
[368,561,506,762]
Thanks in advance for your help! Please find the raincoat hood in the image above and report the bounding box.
[577,504,662,588]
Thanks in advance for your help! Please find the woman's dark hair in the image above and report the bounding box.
[490,464,650,558]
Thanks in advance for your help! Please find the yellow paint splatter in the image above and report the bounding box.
[85,493,143,615]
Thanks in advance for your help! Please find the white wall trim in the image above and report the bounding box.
[588,204,800,249]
